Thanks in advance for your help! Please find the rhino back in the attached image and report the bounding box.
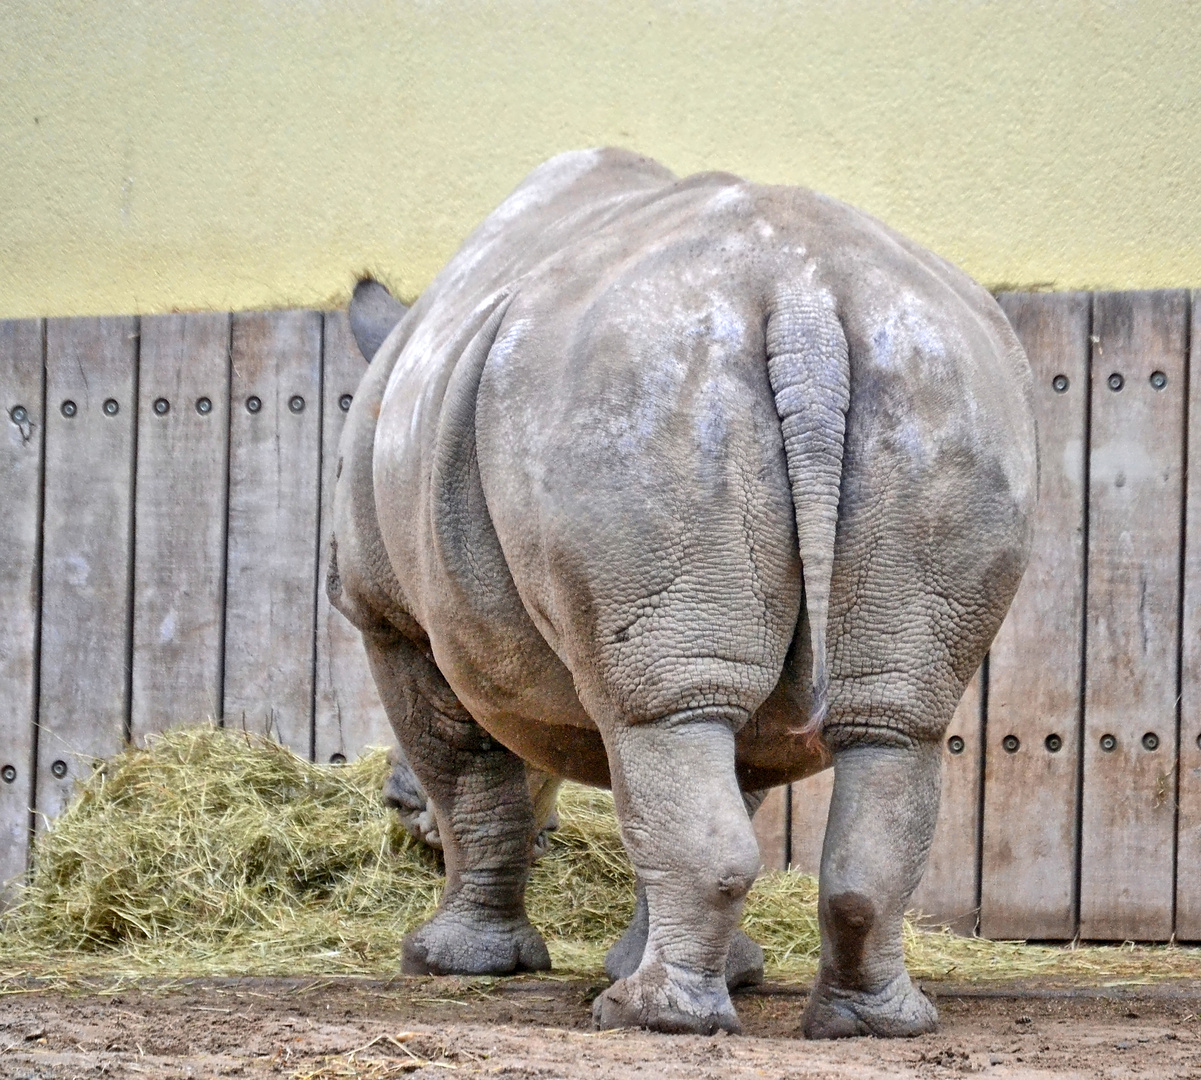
[368,155,1035,779]
[471,176,1034,758]
[347,149,674,630]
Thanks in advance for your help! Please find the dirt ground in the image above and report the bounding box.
[1,975,1199,1080]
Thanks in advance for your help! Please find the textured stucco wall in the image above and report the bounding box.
[1,1,1198,318]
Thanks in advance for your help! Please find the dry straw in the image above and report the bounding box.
[2,726,1198,987]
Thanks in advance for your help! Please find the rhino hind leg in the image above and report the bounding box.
[604,876,765,992]
[800,742,941,1039]
[604,786,769,992]
[364,629,550,977]
[591,714,761,1035]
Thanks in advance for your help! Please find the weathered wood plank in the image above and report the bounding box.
[37,317,137,823]
[313,311,390,763]
[910,670,983,932]
[790,767,834,876]
[130,314,230,738]
[1176,292,1201,940]
[981,292,1090,940]
[1080,291,1187,940]
[223,311,323,755]
[0,320,44,903]
[752,785,789,871]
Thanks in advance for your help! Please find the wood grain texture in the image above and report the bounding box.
[223,311,323,755]
[910,671,983,933]
[1176,292,1201,940]
[37,317,137,823]
[752,785,789,871]
[790,768,834,875]
[130,314,230,738]
[1079,291,1187,941]
[313,311,390,764]
[981,293,1090,940]
[10,293,1197,942]
[0,320,43,903]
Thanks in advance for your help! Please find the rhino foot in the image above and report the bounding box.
[602,897,647,984]
[604,927,763,991]
[398,806,442,849]
[383,748,443,849]
[604,881,763,991]
[530,809,559,861]
[724,930,766,990]
[593,961,740,1035]
[401,908,551,976]
[801,972,938,1039]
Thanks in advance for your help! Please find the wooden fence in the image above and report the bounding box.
[1,291,1198,943]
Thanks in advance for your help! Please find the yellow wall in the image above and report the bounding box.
[1,1,1198,318]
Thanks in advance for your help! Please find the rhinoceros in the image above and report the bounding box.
[328,148,1036,1038]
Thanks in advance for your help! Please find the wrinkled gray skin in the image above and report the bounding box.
[357,281,768,989]
[381,744,563,862]
[328,149,1036,1038]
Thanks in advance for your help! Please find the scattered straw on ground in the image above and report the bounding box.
[1,726,1198,990]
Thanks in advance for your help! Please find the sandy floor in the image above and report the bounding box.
[1,975,1200,1079]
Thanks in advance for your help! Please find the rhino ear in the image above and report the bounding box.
[349,279,409,362]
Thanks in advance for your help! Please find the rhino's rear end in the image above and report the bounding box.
[346,149,1036,1040]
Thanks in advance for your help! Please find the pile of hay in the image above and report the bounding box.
[0,726,643,979]
[2,726,1199,985]
[0,728,440,975]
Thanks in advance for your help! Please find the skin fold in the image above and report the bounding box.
[328,148,1036,1038]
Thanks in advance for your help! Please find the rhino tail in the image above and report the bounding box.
[765,286,851,732]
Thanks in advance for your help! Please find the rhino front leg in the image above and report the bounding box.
[364,629,550,976]
[592,714,761,1035]
[802,741,941,1038]
[383,746,442,848]
[604,787,767,991]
